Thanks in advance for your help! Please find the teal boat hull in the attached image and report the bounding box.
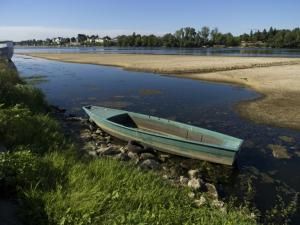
[83,106,243,165]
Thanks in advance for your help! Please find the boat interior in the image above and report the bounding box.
[108,113,223,145]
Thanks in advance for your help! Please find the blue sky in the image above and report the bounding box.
[1,0,299,41]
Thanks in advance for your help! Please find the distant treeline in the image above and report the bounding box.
[17,26,300,48]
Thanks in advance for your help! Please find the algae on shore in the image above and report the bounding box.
[268,144,291,159]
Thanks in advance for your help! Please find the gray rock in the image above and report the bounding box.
[105,136,111,142]
[188,178,201,190]
[128,151,139,160]
[140,152,156,160]
[95,141,106,147]
[169,166,179,178]
[119,147,127,153]
[180,161,190,169]
[88,124,96,131]
[115,152,130,161]
[139,159,160,170]
[179,176,189,185]
[95,129,102,135]
[91,133,99,140]
[194,196,206,207]
[188,169,199,179]
[65,116,83,122]
[97,146,121,156]
[159,154,170,162]
[127,140,144,153]
[163,174,169,180]
[80,130,92,141]
[87,150,97,157]
[162,174,169,179]
[205,183,218,199]
[80,118,89,125]
[99,143,107,149]
[162,166,168,171]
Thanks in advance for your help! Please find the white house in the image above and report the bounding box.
[95,38,104,44]
[52,37,63,45]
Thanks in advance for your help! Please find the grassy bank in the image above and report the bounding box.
[0,60,256,224]
[25,53,300,131]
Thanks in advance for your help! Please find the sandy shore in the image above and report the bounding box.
[25,53,300,130]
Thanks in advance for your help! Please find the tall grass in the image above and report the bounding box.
[0,60,256,225]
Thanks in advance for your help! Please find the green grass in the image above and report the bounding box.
[0,60,257,225]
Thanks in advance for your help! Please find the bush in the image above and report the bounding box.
[0,61,22,85]
[0,105,65,153]
[0,150,40,194]
[0,61,48,112]
[4,84,48,112]
[0,150,71,194]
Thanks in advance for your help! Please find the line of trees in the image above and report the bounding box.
[116,27,300,48]
[117,27,239,47]
[16,26,300,48]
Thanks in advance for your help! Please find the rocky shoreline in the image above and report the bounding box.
[52,105,231,211]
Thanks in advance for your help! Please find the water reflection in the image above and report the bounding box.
[15,46,300,58]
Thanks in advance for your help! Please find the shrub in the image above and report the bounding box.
[0,150,42,195]
[0,105,65,153]
[0,61,47,112]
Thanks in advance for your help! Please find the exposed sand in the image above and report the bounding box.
[25,53,300,130]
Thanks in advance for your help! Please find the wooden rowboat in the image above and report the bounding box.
[83,106,243,165]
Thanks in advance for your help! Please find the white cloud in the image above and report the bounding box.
[0,26,165,41]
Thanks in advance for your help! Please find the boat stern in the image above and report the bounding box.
[82,105,126,120]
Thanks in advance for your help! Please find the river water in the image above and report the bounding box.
[13,51,300,224]
[15,46,300,57]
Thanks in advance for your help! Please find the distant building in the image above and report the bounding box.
[95,38,104,44]
[52,37,63,45]
[86,38,94,43]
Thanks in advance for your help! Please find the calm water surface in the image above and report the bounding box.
[15,46,300,57]
[13,54,300,224]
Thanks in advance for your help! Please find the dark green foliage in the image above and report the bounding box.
[17,26,300,48]
[0,62,48,112]
[0,151,40,194]
[0,105,65,152]
[0,150,68,194]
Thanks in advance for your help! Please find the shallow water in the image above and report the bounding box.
[13,54,300,224]
[15,46,300,58]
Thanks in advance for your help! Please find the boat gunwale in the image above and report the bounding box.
[83,106,243,152]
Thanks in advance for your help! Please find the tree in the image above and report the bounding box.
[272,31,285,48]
[284,31,297,47]
[200,26,210,45]
[210,28,219,45]
[162,33,178,47]
[77,34,87,43]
